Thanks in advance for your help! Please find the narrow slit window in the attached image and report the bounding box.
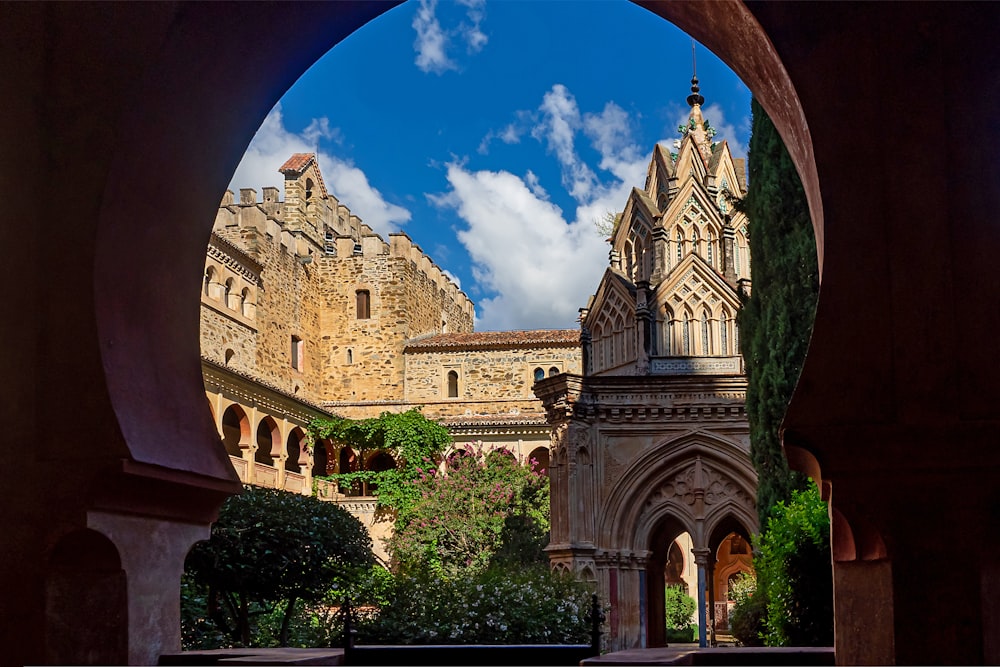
[356,289,370,319]
[291,335,303,371]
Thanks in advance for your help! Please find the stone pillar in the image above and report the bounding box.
[88,512,211,665]
[833,559,893,665]
[707,557,717,646]
[721,221,737,284]
[635,280,653,375]
[694,548,710,648]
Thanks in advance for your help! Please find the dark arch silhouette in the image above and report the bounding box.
[5,3,999,664]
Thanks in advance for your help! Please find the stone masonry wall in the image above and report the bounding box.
[404,345,582,421]
[316,233,474,404]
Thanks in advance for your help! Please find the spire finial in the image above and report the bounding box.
[687,39,704,108]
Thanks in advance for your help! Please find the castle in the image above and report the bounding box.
[202,78,756,649]
[200,153,581,559]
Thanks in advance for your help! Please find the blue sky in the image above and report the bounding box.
[229,0,751,331]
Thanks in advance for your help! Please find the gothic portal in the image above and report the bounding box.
[536,79,757,652]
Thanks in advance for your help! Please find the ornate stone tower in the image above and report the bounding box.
[536,78,756,652]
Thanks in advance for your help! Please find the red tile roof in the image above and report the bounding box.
[277,153,329,199]
[405,329,580,352]
[279,153,314,173]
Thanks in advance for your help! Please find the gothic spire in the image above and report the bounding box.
[687,40,704,108]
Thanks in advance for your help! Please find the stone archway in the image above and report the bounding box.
[7,3,1000,664]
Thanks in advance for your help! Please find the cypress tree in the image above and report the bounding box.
[737,98,820,527]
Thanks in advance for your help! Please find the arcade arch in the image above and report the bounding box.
[21,2,992,665]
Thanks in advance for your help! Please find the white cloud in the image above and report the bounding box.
[436,84,670,329]
[413,0,455,74]
[532,84,599,202]
[228,104,411,236]
[412,0,488,75]
[431,163,609,331]
[456,0,488,53]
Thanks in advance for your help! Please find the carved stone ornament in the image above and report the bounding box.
[644,461,752,510]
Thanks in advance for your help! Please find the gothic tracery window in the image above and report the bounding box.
[683,312,691,355]
[720,311,729,355]
[701,311,710,354]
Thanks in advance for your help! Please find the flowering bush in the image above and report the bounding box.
[356,565,594,645]
[388,443,550,579]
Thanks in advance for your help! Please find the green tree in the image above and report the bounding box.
[184,486,374,646]
[737,97,819,527]
[388,444,550,579]
[310,409,452,520]
[664,585,696,630]
[754,487,833,646]
[736,98,831,647]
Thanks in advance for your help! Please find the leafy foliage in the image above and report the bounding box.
[754,486,833,647]
[311,409,452,517]
[355,565,594,645]
[728,572,765,647]
[663,585,696,631]
[736,97,819,527]
[183,486,374,646]
[389,444,550,579]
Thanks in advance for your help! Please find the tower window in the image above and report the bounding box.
[548,366,560,377]
[447,370,459,398]
[291,335,303,371]
[533,367,545,382]
[356,289,370,319]
[346,349,353,365]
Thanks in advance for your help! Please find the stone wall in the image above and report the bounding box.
[404,344,582,420]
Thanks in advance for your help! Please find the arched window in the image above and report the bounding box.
[305,177,314,201]
[720,311,729,355]
[241,288,253,317]
[346,348,353,365]
[548,366,559,377]
[661,310,673,355]
[204,266,215,298]
[683,312,691,355]
[624,240,634,278]
[224,278,233,308]
[447,370,459,398]
[533,367,545,382]
[701,311,710,354]
[224,348,235,366]
[356,289,371,319]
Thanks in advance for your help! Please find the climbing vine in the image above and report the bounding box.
[309,409,452,519]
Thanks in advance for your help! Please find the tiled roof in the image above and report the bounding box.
[279,153,314,173]
[277,153,330,199]
[404,329,581,352]
[439,415,550,427]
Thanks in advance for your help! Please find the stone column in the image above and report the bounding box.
[721,220,737,284]
[693,547,711,648]
[88,512,211,665]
